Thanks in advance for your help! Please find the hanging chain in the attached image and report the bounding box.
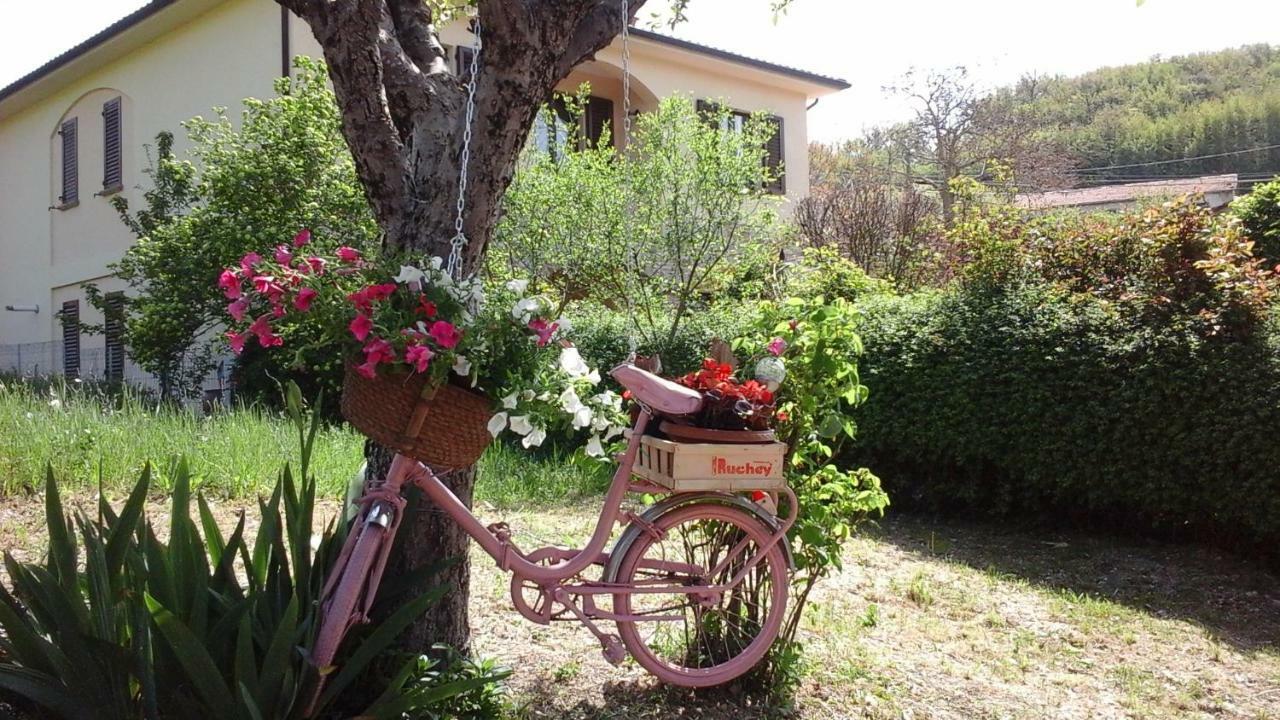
[446,18,483,281]
[620,0,632,146]
[619,0,639,360]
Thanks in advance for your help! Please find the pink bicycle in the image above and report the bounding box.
[309,362,795,708]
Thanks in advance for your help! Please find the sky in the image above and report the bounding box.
[4,0,1280,144]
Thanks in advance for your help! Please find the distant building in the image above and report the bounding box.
[1015,174,1239,213]
[0,0,847,389]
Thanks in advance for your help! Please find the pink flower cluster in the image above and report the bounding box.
[221,229,341,353]
[220,229,465,383]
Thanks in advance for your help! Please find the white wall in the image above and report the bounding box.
[0,0,283,350]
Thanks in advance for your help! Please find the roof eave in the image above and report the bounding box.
[628,27,850,94]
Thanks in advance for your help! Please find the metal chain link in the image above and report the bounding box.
[446,18,483,281]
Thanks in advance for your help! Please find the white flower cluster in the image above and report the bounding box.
[393,259,486,319]
[487,347,626,455]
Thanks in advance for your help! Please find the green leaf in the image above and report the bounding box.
[254,594,298,713]
[0,666,94,719]
[105,464,151,577]
[145,593,238,719]
[316,585,448,710]
[43,465,76,591]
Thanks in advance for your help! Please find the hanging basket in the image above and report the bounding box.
[340,362,493,469]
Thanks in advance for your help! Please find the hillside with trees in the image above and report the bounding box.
[1006,43,1280,186]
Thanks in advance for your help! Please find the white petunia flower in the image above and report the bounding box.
[501,392,519,409]
[511,297,540,322]
[572,405,594,429]
[452,354,471,377]
[522,426,546,448]
[429,256,444,270]
[520,389,536,401]
[558,347,591,378]
[559,386,583,413]
[604,425,625,440]
[394,265,426,285]
[585,369,601,385]
[487,412,508,438]
[506,279,529,294]
[509,415,533,435]
[555,316,573,333]
[585,435,605,457]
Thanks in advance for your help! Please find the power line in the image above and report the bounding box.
[1068,144,1280,172]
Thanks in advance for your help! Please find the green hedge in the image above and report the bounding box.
[567,303,754,379]
[851,285,1280,552]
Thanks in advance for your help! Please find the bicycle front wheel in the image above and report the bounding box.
[613,503,789,687]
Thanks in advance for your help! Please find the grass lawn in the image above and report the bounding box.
[2,380,1278,718]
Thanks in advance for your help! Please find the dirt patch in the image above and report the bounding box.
[3,495,1277,719]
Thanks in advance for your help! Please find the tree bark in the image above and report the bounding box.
[278,0,647,655]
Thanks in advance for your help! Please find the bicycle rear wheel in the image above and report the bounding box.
[613,503,788,687]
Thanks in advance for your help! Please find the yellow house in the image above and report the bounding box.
[0,0,847,387]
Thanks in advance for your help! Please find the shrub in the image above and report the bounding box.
[778,247,893,304]
[1231,176,1280,266]
[732,296,889,692]
[567,301,754,379]
[851,284,1280,554]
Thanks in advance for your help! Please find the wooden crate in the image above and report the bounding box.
[632,434,788,492]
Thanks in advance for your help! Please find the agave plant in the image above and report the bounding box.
[0,383,503,719]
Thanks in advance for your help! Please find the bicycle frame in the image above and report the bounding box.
[318,403,797,683]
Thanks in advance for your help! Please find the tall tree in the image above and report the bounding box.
[275,0,794,656]
[887,66,1074,224]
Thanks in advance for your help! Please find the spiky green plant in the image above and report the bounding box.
[0,383,504,719]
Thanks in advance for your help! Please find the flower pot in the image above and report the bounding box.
[340,362,493,469]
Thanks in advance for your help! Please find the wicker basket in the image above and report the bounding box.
[340,362,493,469]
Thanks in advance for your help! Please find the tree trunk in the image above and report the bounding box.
[277,0,647,657]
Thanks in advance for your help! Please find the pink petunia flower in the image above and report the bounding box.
[767,337,787,356]
[294,287,318,312]
[528,318,559,347]
[253,275,285,302]
[304,256,327,275]
[362,337,396,365]
[293,228,311,248]
[218,269,242,299]
[355,360,379,379]
[226,331,248,355]
[240,252,262,273]
[336,246,361,264]
[405,344,434,373]
[349,313,373,341]
[274,245,293,266]
[428,320,462,349]
[248,315,283,347]
[227,297,249,322]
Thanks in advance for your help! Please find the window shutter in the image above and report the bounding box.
[764,115,785,194]
[61,301,80,378]
[103,97,123,189]
[584,95,614,148]
[104,292,125,383]
[59,118,78,205]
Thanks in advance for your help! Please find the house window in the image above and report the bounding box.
[104,292,125,383]
[454,45,476,84]
[696,100,786,195]
[532,95,615,156]
[102,97,123,191]
[58,117,79,207]
[60,301,80,378]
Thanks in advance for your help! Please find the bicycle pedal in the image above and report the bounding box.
[600,634,626,666]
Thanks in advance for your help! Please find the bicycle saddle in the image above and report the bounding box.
[611,363,703,416]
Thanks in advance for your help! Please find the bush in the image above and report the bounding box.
[1232,176,1280,266]
[851,284,1280,554]
[567,301,754,378]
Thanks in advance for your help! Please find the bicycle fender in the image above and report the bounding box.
[602,492,796,584]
